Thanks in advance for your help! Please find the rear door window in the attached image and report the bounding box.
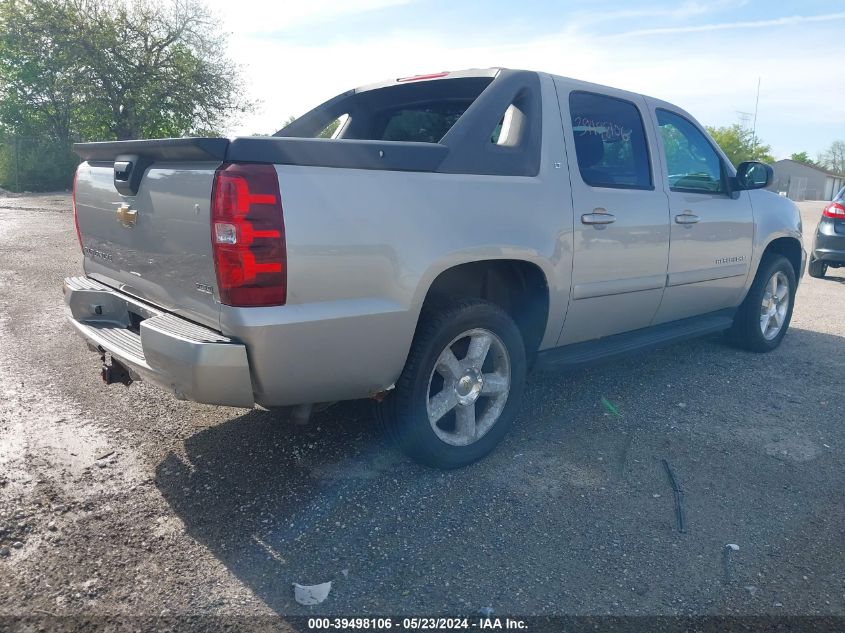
[569,91,653,190]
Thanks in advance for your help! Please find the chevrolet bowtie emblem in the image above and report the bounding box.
[116,204,137,227]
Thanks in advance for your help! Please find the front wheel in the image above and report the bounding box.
[379,299,527,469]
[726,254,796,352]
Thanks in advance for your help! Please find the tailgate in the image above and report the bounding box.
[75,160,222,329]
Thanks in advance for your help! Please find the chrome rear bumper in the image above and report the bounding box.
[63,276,254,408]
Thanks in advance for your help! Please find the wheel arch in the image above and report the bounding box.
[761,236,803,282]
[413,258,552,365]
[735,234,803,310]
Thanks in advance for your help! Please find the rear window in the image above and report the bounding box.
[276,76,493,143]
[379,102,472,143]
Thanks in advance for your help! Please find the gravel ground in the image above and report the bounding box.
[0,193,842,627]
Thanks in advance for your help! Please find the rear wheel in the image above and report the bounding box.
[379,299,526,469]
[808,255,827,278]
[726,254,796,352]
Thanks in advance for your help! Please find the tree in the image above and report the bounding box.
[278,114,341,139]
[317,117,341,139]
[789,151,816,166]
[0,0,254,142]
[817,141,845,175]
[705,124,774,166]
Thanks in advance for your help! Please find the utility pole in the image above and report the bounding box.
[736,111,753,130]
[751,77,761,156]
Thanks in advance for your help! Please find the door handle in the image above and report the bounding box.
[674,211,700,225]
[581,208,616,225]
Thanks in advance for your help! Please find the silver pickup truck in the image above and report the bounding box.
[66,68,805,468]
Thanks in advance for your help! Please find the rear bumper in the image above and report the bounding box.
[813,241,845,263]
[815,247,845,264]
[813,219,845,264]
[63,277,254,408]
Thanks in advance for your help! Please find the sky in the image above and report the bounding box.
[203,0,845,159]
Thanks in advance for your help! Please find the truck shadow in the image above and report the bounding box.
[154,326,845,616]
[154,398,412,614]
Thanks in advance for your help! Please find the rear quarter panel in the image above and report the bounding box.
[222,74,575,406]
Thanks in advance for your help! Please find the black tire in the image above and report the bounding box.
[807,255,827,279]
[726,254,796,352]
[378,298,527,469]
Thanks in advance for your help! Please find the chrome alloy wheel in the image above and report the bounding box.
[426,328,511,447]
[760,271,790,340]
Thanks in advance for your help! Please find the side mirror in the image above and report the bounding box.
[735,161,773,190]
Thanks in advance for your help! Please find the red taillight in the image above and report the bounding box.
[211,163,286,307]
[822,201,845,219]
[72,167,83,251]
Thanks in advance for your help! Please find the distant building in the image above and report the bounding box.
[771,159,845,201]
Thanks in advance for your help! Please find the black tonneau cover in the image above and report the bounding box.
[73,136,450,172]
[73,68,542,177]
[74,137,229,162]
[226,137,449,171]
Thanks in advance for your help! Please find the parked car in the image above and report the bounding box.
[808,185,845,278]
[65,68,805,468]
